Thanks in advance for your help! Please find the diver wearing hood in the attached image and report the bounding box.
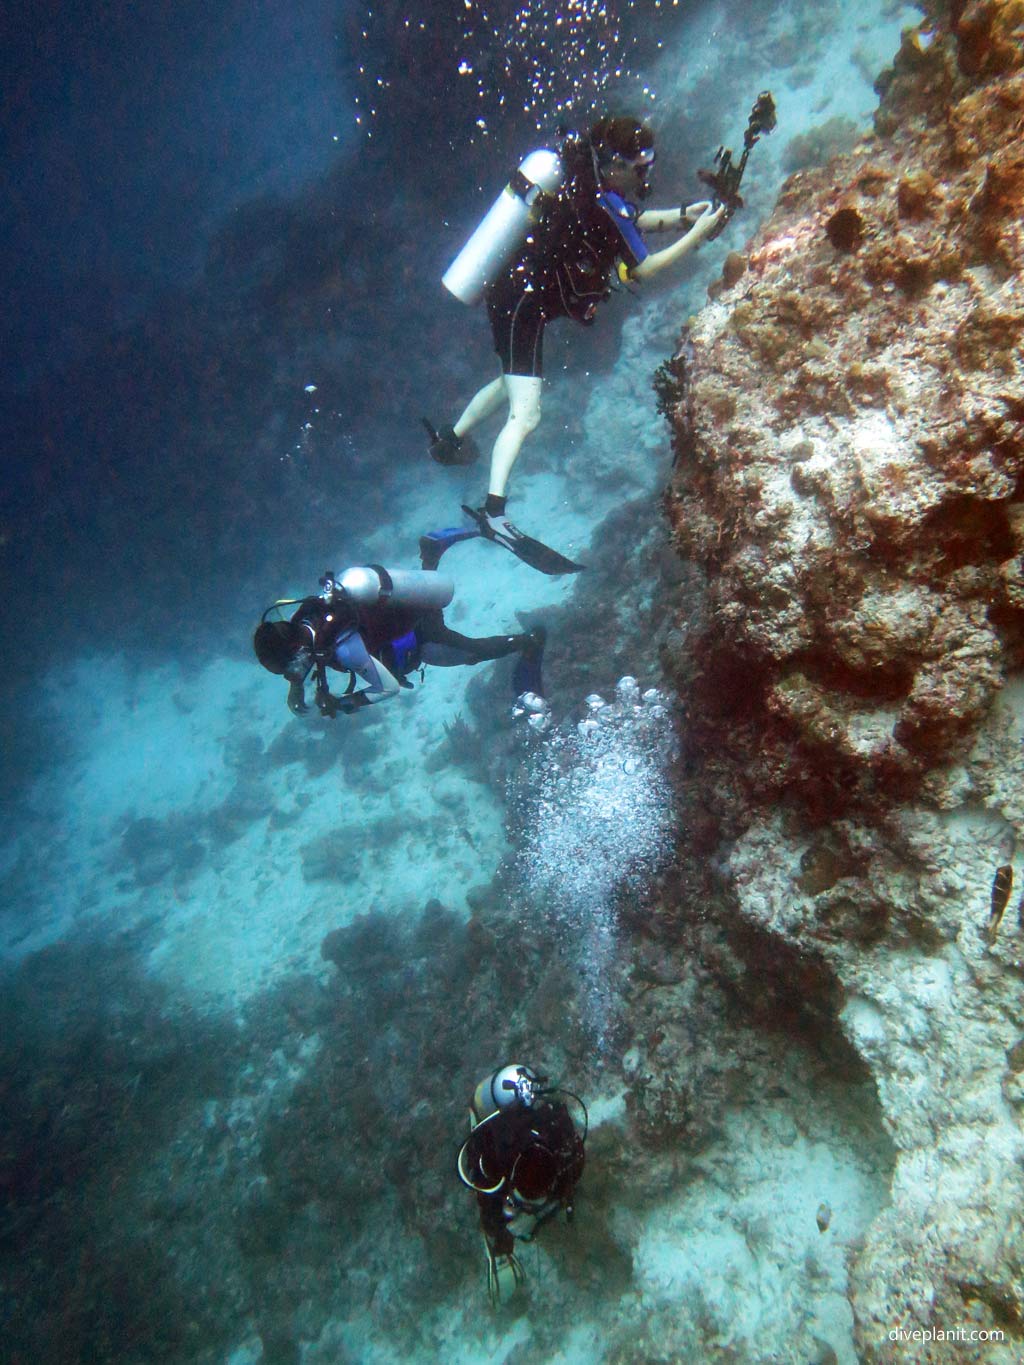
[427,114,726,573]
[457,1064,587,1304]
[253,529,545,718]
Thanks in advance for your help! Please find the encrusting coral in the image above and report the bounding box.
[663,1,1024,1358]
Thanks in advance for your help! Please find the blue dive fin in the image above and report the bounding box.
[419,526,481,570]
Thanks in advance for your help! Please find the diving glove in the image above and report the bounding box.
[486,1247,525,1306]
[423,418,480,467]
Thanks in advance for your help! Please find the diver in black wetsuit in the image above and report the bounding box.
[253,529,545,718]
[457,1064,586,1304]
[428,115,725,572]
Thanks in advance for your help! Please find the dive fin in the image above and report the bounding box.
[424,419,480,467]
[461,505,585,576]
[419,526,482,570]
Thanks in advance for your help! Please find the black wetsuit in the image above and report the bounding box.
[486,146,649,378]
[465,1100,585,1256]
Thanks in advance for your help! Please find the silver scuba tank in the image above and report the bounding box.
[442,149,564,306]
[470,1064,537,1126]
[337,566,454,612]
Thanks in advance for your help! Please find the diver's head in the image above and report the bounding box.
[253,620,312,680]
[590,114,655,200]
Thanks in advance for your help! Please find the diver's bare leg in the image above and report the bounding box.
[488,375,543,499]
[453,374,506,438]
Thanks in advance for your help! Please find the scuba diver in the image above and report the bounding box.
[457,1063,587,1305]
[252,528,545,717]
[425,113,728,576]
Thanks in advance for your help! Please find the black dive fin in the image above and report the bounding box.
[424,419,480,467]
[461,506,585,576]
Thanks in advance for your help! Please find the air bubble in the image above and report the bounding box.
[616,676,640,704]
[509,679,679,1049]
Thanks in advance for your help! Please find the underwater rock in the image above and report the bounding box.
[663,4,1024,1358]
[783,115,862,174]
[668,8,1024,804]
[954,0,1024,77]
[120,816,180,887]
[119,814,206,888]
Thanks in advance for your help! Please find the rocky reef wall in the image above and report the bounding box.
[662,1,1024,1358]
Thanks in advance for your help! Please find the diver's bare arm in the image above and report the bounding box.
[630,203,726,280]
[637,201,716,233]
[636,208,678,232]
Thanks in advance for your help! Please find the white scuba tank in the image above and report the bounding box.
[338,566,453,611]
[470,1064,536,1126]
[442,149,564,306]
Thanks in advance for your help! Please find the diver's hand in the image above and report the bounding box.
[317,690,340,719]
[686,201,727,245]
[287,682,308,716]
[486,1250,525,1306]
[680,199,713,224]
[317,691,370,719]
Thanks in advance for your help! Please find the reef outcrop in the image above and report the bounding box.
[663,2,1024,1358]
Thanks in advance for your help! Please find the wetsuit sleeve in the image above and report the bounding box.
[332,630,402,706]
[596,189,648,267]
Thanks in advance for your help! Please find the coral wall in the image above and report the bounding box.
[663,1,1024,1358]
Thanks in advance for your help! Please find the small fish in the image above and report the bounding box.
[816,1202,832,1233]
[986,864,1013,944]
